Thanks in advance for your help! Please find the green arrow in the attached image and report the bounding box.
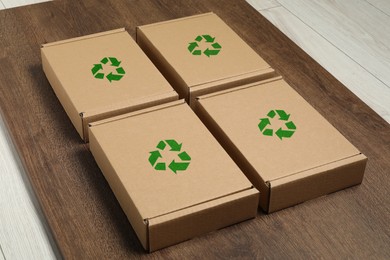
[275,128,295,140]
[211,42,221,49]
[188,42,198,52]
[195,35,202,42]
[116,67,125,75]
[156,140,166,150]
[178,151,191,161]
[204,48,220,57]
[101,57,109,64]
[263,129,273,136]
[94,73,104,79]
[202,35,215,42]
[109,57,121,67]
[106,72,123,82]
[169,160,190,173]
[276,110,290,121]
[155,162,166,171]
[148,150,162,166]
[258,118,271,132]
[192,50,201,55]
[165,139,182,151]
[267,110,276,118]
[285,121,296,130]
[91,64,103,75]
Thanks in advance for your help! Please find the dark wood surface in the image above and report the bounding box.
[0,0,389,258]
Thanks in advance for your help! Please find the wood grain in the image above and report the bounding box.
[0,0,389,258]
[366,0,390,16]
[0,245,5,260]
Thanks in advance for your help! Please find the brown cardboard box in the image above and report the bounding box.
[136,13,276,105]
[194,77,367,213]
[88,100,259,252]
[42,28,178,141]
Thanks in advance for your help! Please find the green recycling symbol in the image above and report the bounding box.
[91,57,126,82]
[258,110,297,140]
[188,34,222,57]
[148,139,191,174]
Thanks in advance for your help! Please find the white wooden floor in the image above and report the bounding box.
[0,0,389,259]
[0,0,48,9]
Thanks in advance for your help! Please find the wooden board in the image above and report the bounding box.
[0,0,389,258]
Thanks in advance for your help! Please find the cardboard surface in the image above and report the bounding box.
[194,77,367,212]
[42,28,178,141]
[137,13,276,104]
[89,100,259,251]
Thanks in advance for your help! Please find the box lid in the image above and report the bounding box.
[137,13,272,89]
[89,100,253,219]
[41,28,175,120]
[196,77,361,182]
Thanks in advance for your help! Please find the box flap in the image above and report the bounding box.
[89,99,186,127]
[41,28,126,47]
[88,101,254,221]
[81,90,177,141]
[137,13,272,89]
[196,78,361,182]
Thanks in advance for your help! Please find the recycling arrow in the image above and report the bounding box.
[178,151,191,161]
[169,160,190,173]
[109,57,121,66]
[166,139,182,151]
[258,118,271,132]
[276,128,294,140]
[276,110,290,121]
[91,56,126,83]
[148,139,191,174]
[258,109,297,140]
[202,34,215,42]
[107,72,123,82]
[156,140,166,150]
[204,48,220,57]
[149,150,162,166]
[154,162,166,171]
[188,42,199,52]
[188,34,222,57]
[91,64,103,75]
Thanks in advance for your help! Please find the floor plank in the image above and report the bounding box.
[261,6,390,123]
[0,116,57,260]
[278,0,390,91]
[246,0,280,10]
[1,0,49,8]
[366,0,390,16]
[0,245,5,260]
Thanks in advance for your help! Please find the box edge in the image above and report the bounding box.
[268,154,367,212]
[147,188,259,252]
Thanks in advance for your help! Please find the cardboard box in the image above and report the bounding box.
[42,28,178,141]
[136,13,276,105]
[88,100,259,252]
[194,77,367,213]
